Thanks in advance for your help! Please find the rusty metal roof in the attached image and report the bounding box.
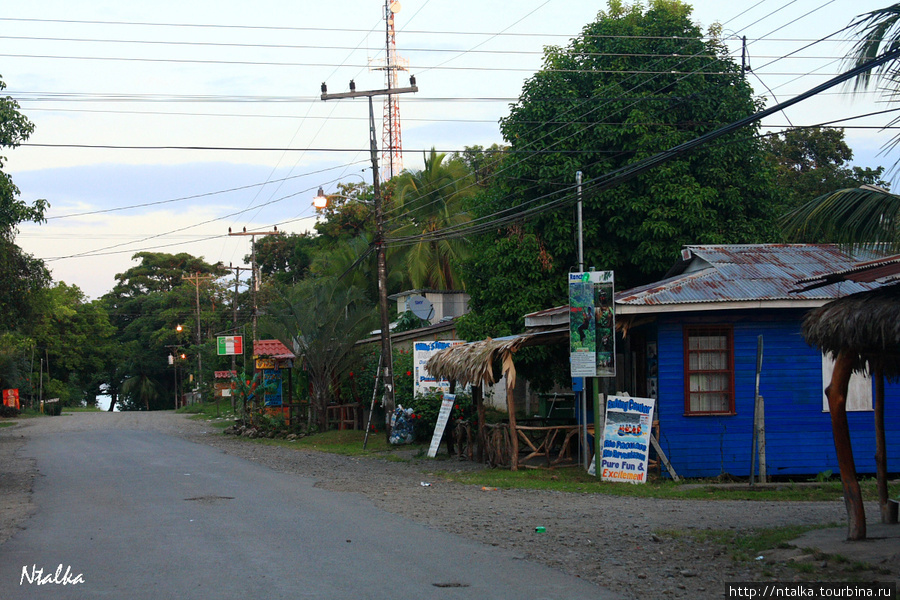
[794,253,900,291]
[618,244,884,307]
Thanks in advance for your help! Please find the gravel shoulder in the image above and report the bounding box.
[2,412,897,599]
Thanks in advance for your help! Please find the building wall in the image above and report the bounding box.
[653,309,900,478]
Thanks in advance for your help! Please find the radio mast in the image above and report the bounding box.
[378,0,408,180]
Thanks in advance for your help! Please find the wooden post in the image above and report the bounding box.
[757,395,767,483]
[826,351,866,540]
[474,385,485,464]
[874,366,894,524]
[507,367,519,471]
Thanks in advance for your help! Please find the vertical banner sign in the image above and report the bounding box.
[569,271,615,377]
[217,336,243,356]
[262,370,283,407]
[427,394,456,458]
[413,340,464,397]
[2,389,20,409]
[600,395,655,484]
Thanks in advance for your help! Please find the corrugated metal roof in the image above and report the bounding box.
[794,253,900,291]
[618,244,884,306]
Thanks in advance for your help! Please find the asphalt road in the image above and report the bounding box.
[0,425,620,599]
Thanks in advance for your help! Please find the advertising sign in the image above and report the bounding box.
[3,389,20,410]
[427,394,456,458]
[599,395,655,484]
[262,369,283,407]
[217,336,243,356]
[413,340,465,397]
[569,271,615,377]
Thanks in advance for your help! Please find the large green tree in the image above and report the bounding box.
[767,127,888,216]
[0,75,49,330]
[462,0,780,340]
[28,283,117,406]
[102,252,230,410]
[780,4,900,249]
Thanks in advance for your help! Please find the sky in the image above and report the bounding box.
[4,0,897,300]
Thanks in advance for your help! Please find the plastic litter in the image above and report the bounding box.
[389,406,415,445]
[420,482,432,487]
[535,526,546,533]
[481,486,498,491]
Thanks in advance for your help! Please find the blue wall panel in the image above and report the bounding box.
[652,309,900,478]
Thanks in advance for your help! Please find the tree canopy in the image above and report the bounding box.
[767,126,887,215]
[461,0,780,340]
[0,75,50,330]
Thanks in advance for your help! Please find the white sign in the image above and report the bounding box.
[413,340,464,397]
[599,395,655,484]
[427,395,456,458]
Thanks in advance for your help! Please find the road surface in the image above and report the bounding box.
[0,415,619,599]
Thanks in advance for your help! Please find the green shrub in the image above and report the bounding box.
[406,390,475,442]
[0,404,20,418]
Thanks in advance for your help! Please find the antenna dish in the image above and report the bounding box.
[407,295,433,322]
[390,1,401,13]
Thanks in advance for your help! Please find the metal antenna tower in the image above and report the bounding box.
[376,0,408,180]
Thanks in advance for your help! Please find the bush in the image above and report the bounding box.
[406,390,475,442]
[0,404,20,418]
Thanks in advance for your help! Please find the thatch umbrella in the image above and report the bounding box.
[803,283,900,540]
[425,330,567,470]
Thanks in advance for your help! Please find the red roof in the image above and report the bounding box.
[253,339,295,360]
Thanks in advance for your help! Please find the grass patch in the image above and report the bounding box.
[659,524,831,562]
[232,428,418,458]
[214,424,900,503]
[442,469,899,501]
[0,421,17,428]
[292,430,400,456]
[62,405,103,413]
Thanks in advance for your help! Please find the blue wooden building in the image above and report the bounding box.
[615,244,900,479]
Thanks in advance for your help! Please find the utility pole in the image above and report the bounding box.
[183,272,216,403]
[576,171,584,272]
[222,263,249,411]
[228,227,281,343]
[321,76,418,434]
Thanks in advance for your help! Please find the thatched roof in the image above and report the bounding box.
[802,283,900,378]
[424,329,567,388]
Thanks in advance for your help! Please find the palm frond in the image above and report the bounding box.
[781,185,900,250]
[848,5,900,91]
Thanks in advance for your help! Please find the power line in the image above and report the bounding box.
[383,49,900,248]
[44,160,369,220]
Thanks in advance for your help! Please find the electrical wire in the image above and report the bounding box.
[45,160,369,220]
[382,48,900,249]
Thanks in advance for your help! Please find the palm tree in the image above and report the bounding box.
[121,372,162,411]
[390,149,474,290]
[781,184,900,249]
[261,277,376,433]
[781,5,900,247]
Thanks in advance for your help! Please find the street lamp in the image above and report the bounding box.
[313,187,329,210]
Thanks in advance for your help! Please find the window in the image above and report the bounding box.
[684,326,735,415]
[821,354,872,412]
